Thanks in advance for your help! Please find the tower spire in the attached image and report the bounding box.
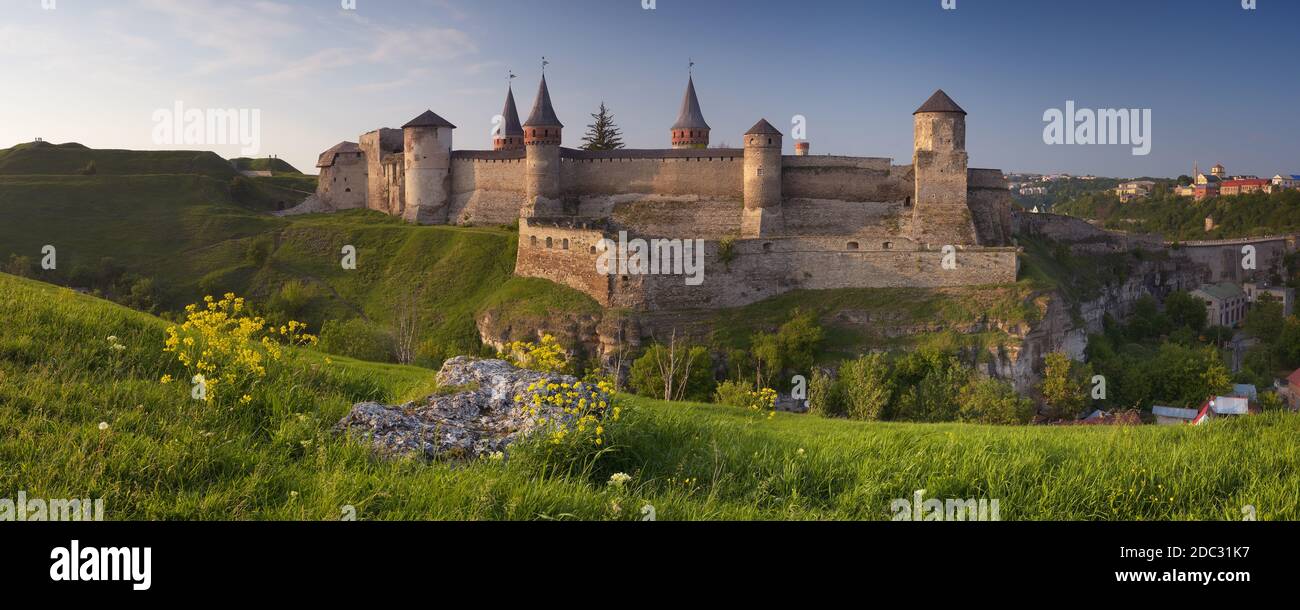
[670,67,710,149]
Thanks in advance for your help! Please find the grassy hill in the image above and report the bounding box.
[0,141,236,178]
[2,272,1296,520]
[0,159,596,367]
[230,157,302,175]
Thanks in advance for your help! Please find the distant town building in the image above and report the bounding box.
[1192,282,1249,327]
[1115,180,1156,203]
[1281,369,1300,411]
[1153,406,1199,425]
[1210,163,1226,179]
[1243,282,1295,316]
[1220,178,1270,196]
[1191,396,1249,425]
[1232,383,1259,403]
[1272,174,1300,190]
[1193,178,1220,201]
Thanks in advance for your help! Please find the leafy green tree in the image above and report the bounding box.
[891,349,968,422]
[1040,351,1087,419]
[807,368,845,418]
[629,342,714,402]
[839,353,893,421]
[749,309,824,389]
[1244,294,1284,342]
[580,102,625,151]
[957,377,1035,425]
[1126,295,1172,342]
[1148,343,1232,408]
[1164,291,1207,332]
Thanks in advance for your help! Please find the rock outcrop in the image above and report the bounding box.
[335,356,609,460]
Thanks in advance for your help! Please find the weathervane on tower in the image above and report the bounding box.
[541,56,549,75]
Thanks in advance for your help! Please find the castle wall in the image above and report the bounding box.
[448,153,526,225]
[316,150,367,210]
[360,128,402,214]
[966,168,1013,246]
[516,219,613,305]
[517,219,1019,311]
[780,156,907,202]
[559,150,744,199]
[1013,211,1163,253]
[382,154,405,217]
[1170,237,1293,284]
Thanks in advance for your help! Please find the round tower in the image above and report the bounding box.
[911,89,975,246]
[494,84,525,152]
[794,141,810,156]
[742,119,784,238]
[670,76,710,149]
[523,75,563,217]
[402,110,455,225]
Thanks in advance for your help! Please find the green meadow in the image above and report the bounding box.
[2,273,1296,521]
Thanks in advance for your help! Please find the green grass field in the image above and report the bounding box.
[0,165,598,365]
[3,273,1296,521]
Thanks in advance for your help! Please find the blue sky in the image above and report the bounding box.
[1,0,1296,178]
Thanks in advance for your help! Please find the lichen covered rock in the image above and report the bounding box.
[335,356,608,460]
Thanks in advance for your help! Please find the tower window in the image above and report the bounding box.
[530,236,538,247]
[562,239,569,250]
[545,237,553,248]
[847,242,859,250]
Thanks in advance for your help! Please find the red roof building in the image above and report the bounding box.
[1220,178,1270,196]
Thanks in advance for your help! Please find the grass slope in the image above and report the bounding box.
[0,169,597,364]
[2,273,1297,521]
[230,157,302,174]
[0,142,236,178]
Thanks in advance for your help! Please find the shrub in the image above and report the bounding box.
[319,318,394,363]
[3,254,34,278]
[807,368,846,418]
[887,349,970,422]
[123,277,159,313]
[1040,351,1088,419]
[162,293,317,406]
[839,353,893,421]
[957,377,1034,425]
[713,379,753,408]
[245,235,275,268]
[267,280,318,322]
[628,342,714,402]
[751,309,824,389]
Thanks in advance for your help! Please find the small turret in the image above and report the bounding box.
[402,109,455,225]
[523,75,563,217]
[742,119,784,237]
[494,85,525,151]
[670,76,710,149]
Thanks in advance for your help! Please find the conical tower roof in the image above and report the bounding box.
[671,76,710,130]
[500,85,524,137]
[745,118,782,136]
[913,90,966,115]
[524,75,563,128]
[403,109,457,129]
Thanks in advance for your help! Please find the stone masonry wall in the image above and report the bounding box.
[516,218,1019,311]
[449,155,526,225]
[560,152,744,199]
[317,151,367,210]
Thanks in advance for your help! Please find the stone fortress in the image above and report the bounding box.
[307,72,1021,311]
